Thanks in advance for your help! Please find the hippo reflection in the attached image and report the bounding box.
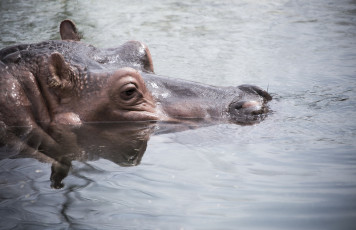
[0,20,272,188]
[48,122,153,188]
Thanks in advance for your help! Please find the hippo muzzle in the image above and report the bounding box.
[228,85,272,125]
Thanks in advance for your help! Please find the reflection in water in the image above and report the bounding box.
[7,122,154,189]
[4,121,203,189]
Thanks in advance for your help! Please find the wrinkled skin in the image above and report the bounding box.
[0,20,272,188]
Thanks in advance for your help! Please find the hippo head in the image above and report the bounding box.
[41,20,272,126]
[78,69,272,126]
[47,54,271,126]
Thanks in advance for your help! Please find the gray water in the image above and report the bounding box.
[1,0,356,229]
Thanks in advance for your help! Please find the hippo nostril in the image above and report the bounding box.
[232,101,245,110]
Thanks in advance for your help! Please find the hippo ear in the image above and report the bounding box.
[121,41,155,73]
[141,42,154,73]
[48,52,74,90]
[60,20,80,41]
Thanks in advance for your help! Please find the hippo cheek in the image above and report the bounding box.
[228,100,269,124]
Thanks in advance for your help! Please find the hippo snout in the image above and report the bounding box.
[228,100,269,124]
[228,85,272,124]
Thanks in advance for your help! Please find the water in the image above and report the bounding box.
[1,0,356,229]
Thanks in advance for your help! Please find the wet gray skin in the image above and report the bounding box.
[0,20,271,188]
[143,73,272,125]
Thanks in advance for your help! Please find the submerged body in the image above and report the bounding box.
[0,20,271,187]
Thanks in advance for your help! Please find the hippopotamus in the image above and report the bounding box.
[0,20,272,188]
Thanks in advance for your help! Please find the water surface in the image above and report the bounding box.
[1,0,356,229]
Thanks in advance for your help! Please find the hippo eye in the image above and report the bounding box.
[120,84,139,101]
[125,88,136,96]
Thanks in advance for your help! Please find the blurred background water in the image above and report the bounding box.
[1,0,356,229]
